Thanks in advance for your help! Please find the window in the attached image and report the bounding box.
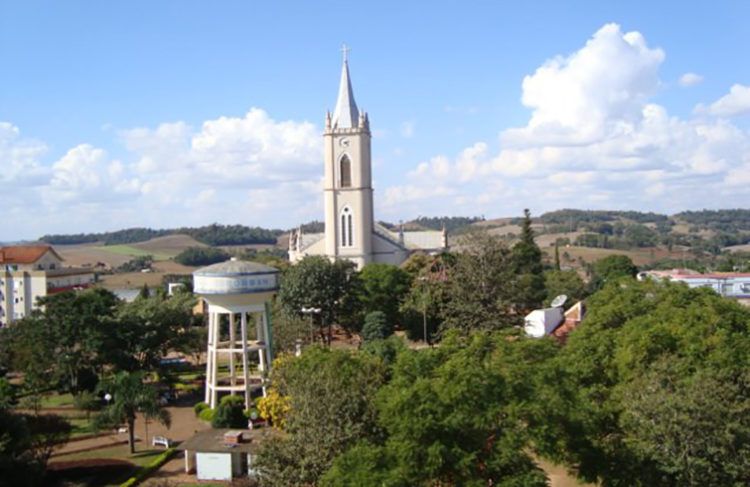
[339,155,352,188]
[340,207,354,247]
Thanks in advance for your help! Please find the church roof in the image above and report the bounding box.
[332,59,359,129]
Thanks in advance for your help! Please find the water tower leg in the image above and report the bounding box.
[240,311,251,410]
[229,312,236,393]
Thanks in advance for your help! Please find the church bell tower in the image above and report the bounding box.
[323,46,374,268]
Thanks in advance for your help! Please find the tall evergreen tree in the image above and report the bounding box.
[512,209,546,312]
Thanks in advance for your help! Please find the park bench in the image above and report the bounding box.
[152,435,172,448]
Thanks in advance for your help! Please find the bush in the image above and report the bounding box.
[257,389,290,429]
[198,407,215,422]
[211,395,247,428]
[361,311,392,342]
[193,401,209,417]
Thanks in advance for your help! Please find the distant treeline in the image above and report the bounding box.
[537,209,669,225]
[674,209,750,233]
[411,216,484,232]
[40,223,284,246]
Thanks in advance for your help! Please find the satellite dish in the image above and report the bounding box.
[550,294,568,308]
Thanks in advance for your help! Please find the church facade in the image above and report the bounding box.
[288,53,447,268]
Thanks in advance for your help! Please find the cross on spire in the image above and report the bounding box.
[340,43,351,63]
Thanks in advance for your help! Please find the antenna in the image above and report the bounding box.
[550,294,568,308]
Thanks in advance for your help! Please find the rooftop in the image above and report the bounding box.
[0,245,62,264]
[176,428,274,454]
[194,259,279,277]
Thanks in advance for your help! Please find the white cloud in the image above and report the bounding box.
[381,23,750,220]
[679,72,703,87]
[0,109,324,240]
[705,84,750,117]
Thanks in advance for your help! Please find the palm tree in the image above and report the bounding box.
[96,371,171,453]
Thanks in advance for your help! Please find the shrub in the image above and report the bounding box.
[193,401,209,417]
[257,389,291,429]
[198,407,215,422]
[360,311,392,342]
[211,395,247,428]
[119,448,176,487]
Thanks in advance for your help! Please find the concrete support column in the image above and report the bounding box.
[229,313,236,390]
[240,312,250,410]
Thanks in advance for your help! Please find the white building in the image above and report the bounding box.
[288,50,447,269]
[638,269,750,302]
[0,245,95,327]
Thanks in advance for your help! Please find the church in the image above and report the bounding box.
[288,50,447,269]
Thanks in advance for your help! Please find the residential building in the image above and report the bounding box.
[0,245,95,326]
[638,269,750,304]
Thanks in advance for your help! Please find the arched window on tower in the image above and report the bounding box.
[339,155,352,188]
[340,207,354,247]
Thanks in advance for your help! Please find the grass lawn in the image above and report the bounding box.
[41,392,75,408]
[95,244,172,261]
[49,446,165,487]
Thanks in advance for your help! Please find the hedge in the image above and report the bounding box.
[119,447,176,487]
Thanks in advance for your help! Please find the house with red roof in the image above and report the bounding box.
[0,245,95,326]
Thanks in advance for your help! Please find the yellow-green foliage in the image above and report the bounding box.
[198,407,215,422]
[257,389,291,429]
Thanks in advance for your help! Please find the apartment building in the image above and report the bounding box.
[0,245,95,327]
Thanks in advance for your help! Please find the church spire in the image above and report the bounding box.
[332,44,359,130]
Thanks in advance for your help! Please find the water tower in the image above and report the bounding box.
[193,259,279,410]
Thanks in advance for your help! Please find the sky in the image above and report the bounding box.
[2,0,750,241]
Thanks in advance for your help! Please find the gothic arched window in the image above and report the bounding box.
[340,207,354,247]
[339,155,352,188]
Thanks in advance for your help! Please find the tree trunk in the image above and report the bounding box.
[127,417,136,454]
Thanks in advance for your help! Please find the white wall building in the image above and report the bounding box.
[288,50,447,269]
[638,269,750,302]
[0,245,95,327]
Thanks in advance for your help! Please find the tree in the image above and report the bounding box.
[256,348,386,486]
[8,289,119,394]
[440,231,518,332]
[358,263,411,325]
[95,371,171,454]
[109,291,196,372]
[138,283,150,300]
[554,241,561,270]
[278,256,362,343]
[511,209,546,312]
[174,246,230,266]
[588,254,638,292]
[543,280,750,485]
[322,332,548,486]
[543,270,586,306]
[360,311,392,342]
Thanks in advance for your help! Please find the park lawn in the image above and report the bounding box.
[41,392,75,408]
[59,444,164,467]
[95,244,172,261]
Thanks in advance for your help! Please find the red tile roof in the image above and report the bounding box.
[0,245,63,264]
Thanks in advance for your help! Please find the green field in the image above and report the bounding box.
[95,245,172,261]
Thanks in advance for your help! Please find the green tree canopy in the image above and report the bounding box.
[542,280,750,486]
[360,311,392,342]
[322,332,549,486]
[95,371,171,454]
[358,263,411,325]
[511,209,546,312]
[256,348,386,486]
[278,256,362,341]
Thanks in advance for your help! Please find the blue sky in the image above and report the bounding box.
[2,1,750,240]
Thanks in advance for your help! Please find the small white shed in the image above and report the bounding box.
[177,428,268,481]
[524,307,565,338]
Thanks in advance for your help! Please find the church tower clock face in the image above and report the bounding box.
[339,138,350,147]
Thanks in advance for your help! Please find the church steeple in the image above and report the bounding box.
[331,44,359,129]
